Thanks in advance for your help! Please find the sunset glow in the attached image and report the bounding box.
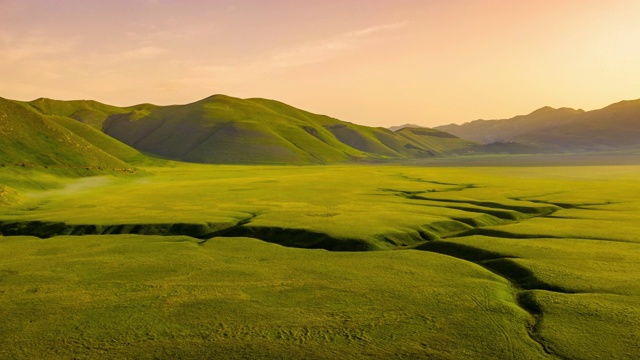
[2,0,640,126]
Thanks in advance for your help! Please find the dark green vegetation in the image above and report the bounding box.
[436,98,640,151]
[1,163,639,359]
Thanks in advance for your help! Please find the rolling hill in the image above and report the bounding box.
[13,93,638,167]
[388,123,425,132]
[0,97,134,170]
[26,97,132,129]
[1,94,479,166]
[100,95,472,164]
[436,99,640,151]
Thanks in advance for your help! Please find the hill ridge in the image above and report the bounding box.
[100,95,473,164]
[436,98,640,150]
[11,93,639,167]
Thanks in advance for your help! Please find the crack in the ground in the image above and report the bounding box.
[0,215,380,251]
[407,195,561,215]
[395,174,478,188]
[0,217,255,241]
[445,227,635,244]
[509,197,618,210]
[413,240,569,359]
[1,183,618,359]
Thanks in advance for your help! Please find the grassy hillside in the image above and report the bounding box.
[50,116,165,166]
[388,123,425,131]
[0,97,131,171]
[26,97,132,129]
[436,99,640,151]
[394,127,476,154]
[9,94,522,165]
[102,95,469,164]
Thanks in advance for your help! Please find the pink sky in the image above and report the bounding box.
[2,0,640,127]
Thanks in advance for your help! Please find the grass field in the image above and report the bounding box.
[1,162,639,359]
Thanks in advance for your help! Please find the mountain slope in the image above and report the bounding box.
[50,115,163,166]
[436,99,640,151]
[12,98,165,166]
[0,97,131,169]
[436,107,585,144]
[388,123,426,132]
[26,98,132,129]
[102,95,467,164]
[394,127,476,154]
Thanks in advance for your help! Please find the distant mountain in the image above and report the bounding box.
[388,123,426,132]
[100,95,471,164]
[436,99,640,151]
[393,127,476,154]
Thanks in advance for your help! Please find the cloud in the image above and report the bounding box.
[164,21,410,94]
[0,32,77,63]
[117,46,168,60]
[266,21,409,68]
[345,22,409,38]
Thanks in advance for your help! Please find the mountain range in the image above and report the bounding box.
[436,99,640,151]
[1,95,476,168]
[101,95,477,164]
[1,94,639,170]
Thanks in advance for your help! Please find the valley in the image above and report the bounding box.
[3,1,640,357]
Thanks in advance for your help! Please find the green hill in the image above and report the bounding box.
[394,127,477,154]
[102,95,468,164]
[7,94,545,166]
[26,97,131,129]
[0,97,131,170]
[2,98,165,167]
[49,116,165,166]
[436,99,640,151]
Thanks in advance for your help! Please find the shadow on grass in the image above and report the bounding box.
[0,219,380,251]
[414,241,574,293]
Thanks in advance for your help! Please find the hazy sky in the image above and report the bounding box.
[2,0,640,127]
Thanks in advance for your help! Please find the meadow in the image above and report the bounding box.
[1,162,639,359]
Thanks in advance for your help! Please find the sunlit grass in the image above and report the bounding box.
[0,235,544,359]
[1,163,639,358]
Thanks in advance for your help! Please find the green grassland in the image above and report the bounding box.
[0,235,544,359]
[1,163,639,359]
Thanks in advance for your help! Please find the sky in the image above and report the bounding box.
[2,0,640,127]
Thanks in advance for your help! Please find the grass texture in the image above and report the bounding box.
[1,164,639,359]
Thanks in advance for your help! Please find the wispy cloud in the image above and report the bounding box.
[345,22,409,38]
[266,21,409,68]
[163,21,410,96]
[0,32,77,63]
[117,46,168,60]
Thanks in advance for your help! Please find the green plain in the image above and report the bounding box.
[1,163,639,359]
